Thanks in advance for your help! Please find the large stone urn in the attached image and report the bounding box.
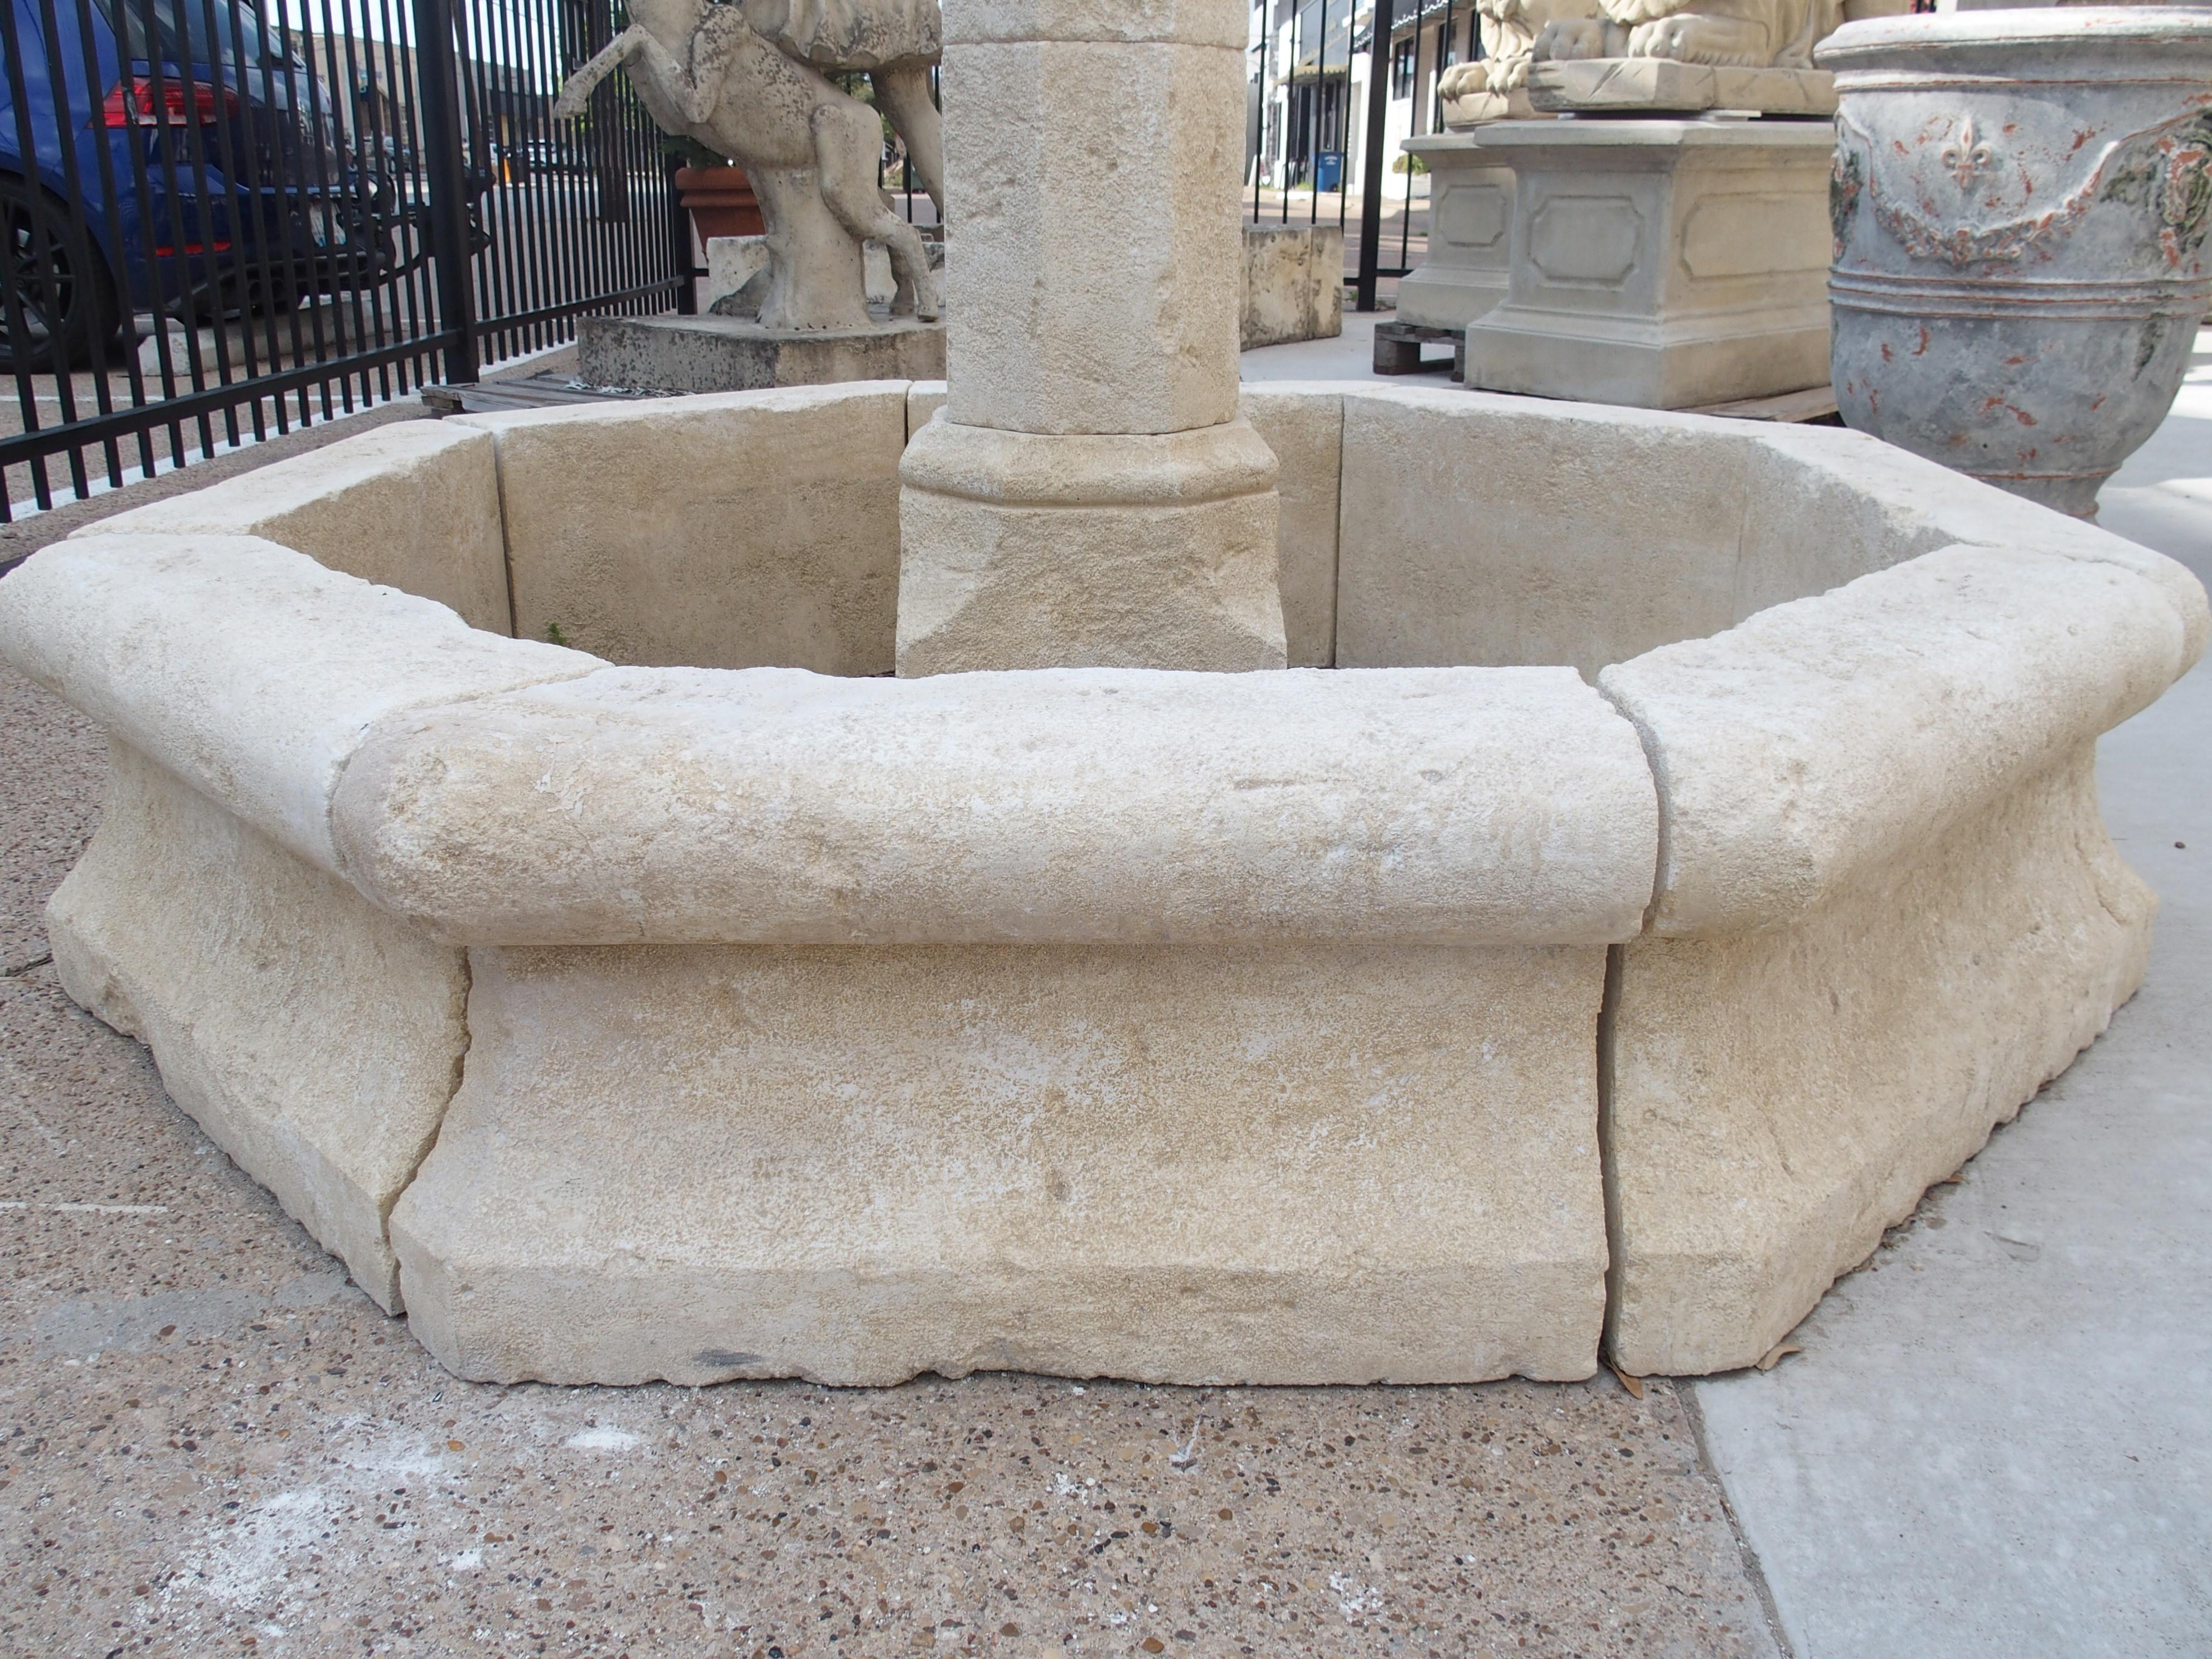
[1821,9,2212,517]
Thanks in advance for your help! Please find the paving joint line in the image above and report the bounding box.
[1679,1379,1797,1658]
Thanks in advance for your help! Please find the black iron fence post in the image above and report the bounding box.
[670,156,697,315]
[1356,0,1391,312]
[413,0,480,384]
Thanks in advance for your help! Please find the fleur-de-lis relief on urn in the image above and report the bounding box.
[1820,7,2212,517]
[1939,114,1993,188]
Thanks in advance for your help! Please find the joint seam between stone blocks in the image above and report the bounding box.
[483,423,525,642]
[1595,940,1628,1371]
[370,947,478,1320]
[1594,680,1671,937]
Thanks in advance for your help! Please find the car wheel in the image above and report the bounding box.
[0,174,120,373]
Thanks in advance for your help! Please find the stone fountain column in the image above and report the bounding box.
[894,0,1287,674]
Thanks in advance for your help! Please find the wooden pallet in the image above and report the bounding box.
[1372,320,1464,380]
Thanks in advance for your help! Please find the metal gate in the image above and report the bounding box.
[0,0,683,519]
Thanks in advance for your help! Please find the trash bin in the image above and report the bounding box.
[1316,151,1344,191]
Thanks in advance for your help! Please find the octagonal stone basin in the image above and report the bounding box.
[0,380,2200,1386]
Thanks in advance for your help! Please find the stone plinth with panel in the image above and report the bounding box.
[1461,117,1833,410]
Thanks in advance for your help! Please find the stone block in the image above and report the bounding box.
[1333,387,1757,677]
[1605,744,2153,1374]
[1395,136,1516,332]
[391,938,1612,1386]
[1597,541,2194,1372]
[456,384,908,674]
[896,416,1287,672]
[943,0,1248,49]
[1601,544,2192,938]
[1527,59,1837,115]
[48,743,468,1312]
[1241,224,1344,349]
[331,662,1659,948]
[906,378,949,433]
[940,36,1244,434]
[576,313,944,395]
[0,535,594,872]
[1462,118,1833,410]
[79,420,511,633]
[1239,384,1342,666]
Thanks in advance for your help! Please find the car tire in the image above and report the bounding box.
[0,174,121,373]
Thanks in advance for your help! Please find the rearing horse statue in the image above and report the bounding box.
[554,0,940,331]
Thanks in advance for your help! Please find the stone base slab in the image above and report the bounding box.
[576,314,945,395]
[895,416,1287,673]
[1528,59,1837,115]
[1442,87,1542,128]
[390,940,1612,1388]
[1463,118,1835,410]
[1467,308,1830,411]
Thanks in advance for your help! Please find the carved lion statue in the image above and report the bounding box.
[1439,0,1603,110]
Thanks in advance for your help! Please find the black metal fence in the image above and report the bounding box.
[1249,0,1481,299]
[0,0,683,519]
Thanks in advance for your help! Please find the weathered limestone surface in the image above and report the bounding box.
[1462,119,1833,410]
[897,416,1283,673]
[1335,389,1769,677]
[1329,386,2212,685]
[1745,420,2212,662]
[1604,544,2195,936]
[1239,384,1342,667]
[391,939,1612,1387]
[1241,224,1344,350]
[702,232,910,316]
[458,384,907,673]
[331,663,1660,947]
[79,421,512,633]
[938,0,1244,434]
[47,743,468,1312]
[906,377,949,431]
[0,535,595,871]
[7,374,2208,1386]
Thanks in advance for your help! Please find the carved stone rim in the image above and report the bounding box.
[1818,6,2212,74]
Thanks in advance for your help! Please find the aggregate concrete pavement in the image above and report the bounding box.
[0,662,1782,1657]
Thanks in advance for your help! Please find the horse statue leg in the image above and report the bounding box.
[870,62,945,216]
[811,98,942,321]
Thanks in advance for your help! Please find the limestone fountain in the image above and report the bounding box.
[0,0,2201,1387]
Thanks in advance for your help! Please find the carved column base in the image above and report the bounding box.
[895,416,1286,675]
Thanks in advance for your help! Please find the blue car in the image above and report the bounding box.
[1,0,413,369]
